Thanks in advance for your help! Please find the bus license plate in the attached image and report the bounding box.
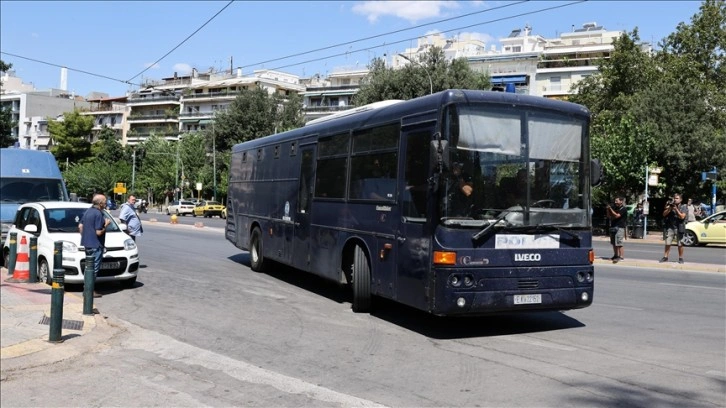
[514,294,542,305]
[101,261,120,269]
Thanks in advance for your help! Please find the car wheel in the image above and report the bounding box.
[38,258,51,285]
[351,245,372,313]
[166,208,170,215]
[192,212,197,217]
[176,210,180,216]
[121,276,137,288]
[682,230,698,247]
[249,228,268,272]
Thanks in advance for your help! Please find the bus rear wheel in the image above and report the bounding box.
[250,228,267,272]
[352,245,371,313]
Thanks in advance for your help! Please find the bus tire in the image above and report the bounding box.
[250,228,267,272]
[352,245,371,313]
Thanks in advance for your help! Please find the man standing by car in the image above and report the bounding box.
[605,196,627,263]
[79,194,110,297]
[119,195,143,242]
[660,193,687,264]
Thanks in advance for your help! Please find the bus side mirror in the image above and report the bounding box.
[591,159,604,187]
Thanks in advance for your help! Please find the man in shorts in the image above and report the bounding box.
[605,197,627,263]
[660,193,687,264]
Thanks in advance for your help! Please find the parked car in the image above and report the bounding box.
[167,200,195,216]
[192,200,225,218]
[1,202,139,287]
[682,210,726,247]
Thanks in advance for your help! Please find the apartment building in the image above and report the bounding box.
[82,96,131,144]
[179,69,305,135]
[300,67,368,122]
[0,90,91,150]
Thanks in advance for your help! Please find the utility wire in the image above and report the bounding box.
[125,0,235,83]
[2,0,586,91]
[0,51,132,85]
[240,0,530,70]
[268,0,587,72]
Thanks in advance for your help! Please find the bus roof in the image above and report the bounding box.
[0,148,64,179]
[232,89,590,153]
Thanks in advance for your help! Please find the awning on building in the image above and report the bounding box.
[490,75,527,85]
[199,119,214,124]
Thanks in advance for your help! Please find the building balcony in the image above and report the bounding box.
[127,95,180,103]
[128,114,179,122]
[182,90,240,100]
[127,130,179,138]
[303,105,355,113]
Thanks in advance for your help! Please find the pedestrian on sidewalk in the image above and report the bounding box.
[605,196,627,263]
[660,193,687,264]
[119,195,143,242]
[79,194,110,297]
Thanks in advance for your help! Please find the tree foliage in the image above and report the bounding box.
[0,59,15,147]
[571,1,726,203]
[49,110,94,164]
[354,46,491,105]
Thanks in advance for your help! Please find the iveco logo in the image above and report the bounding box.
[515,253,541,261]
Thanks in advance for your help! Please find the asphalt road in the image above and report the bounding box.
[2,221,723,407]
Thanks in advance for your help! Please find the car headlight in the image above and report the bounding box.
[124,239,137,250]
[62,240,79,253]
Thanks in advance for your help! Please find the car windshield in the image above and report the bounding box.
[181,201,194,205]
[43,208,120,233]
[206,201,221,206]
[439,103,590,229]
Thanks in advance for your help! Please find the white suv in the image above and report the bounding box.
[1,202,139,287]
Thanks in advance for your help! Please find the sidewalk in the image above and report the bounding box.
[0,268,99,360]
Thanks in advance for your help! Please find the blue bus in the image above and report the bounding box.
[226,90,601,315]
[0,148,69,249]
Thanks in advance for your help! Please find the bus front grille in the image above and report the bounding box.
[518,279,539,290]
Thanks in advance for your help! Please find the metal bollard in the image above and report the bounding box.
[82,254,96,315]
[48,242,65,343]
[29,236,38,283]
[7,232,17,275]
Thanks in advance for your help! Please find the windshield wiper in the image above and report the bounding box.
[472,211,511,241]
[507,223,581,241]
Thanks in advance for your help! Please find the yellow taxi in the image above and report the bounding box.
[192,200,225,218]
[682,210,726,246]
[221,207,227,219]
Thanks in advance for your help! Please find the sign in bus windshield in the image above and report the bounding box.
[226,90,597,317]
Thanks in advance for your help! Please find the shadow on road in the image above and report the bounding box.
[229,252,586,339]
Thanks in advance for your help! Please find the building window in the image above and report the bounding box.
[550,76,561,92]
[512,46,521,53]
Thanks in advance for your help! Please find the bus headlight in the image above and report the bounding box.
[449,274,461,287]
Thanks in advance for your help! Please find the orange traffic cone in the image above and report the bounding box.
[8,235,30,283]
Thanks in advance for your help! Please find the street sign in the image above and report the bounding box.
[196,182,202,191]
[648,174,659,186]
[113,182,126,194]
[649,167,662,174]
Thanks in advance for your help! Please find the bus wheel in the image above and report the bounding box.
[250,228,267,272]
[352,245,371,313]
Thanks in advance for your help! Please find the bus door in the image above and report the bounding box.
[292,145,316,271]
[396,125,434,310]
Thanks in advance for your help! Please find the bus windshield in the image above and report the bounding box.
[441,103,589,228]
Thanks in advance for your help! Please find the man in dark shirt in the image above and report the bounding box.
[605,196,627,263]
[79,194,110,297]
[660,193,687,264]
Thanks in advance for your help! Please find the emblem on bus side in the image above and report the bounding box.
[283,201,291,221]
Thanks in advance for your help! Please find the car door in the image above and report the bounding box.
[704,212,726,243]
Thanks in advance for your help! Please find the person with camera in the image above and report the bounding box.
[660,193,687,264]
[605,196,627,263]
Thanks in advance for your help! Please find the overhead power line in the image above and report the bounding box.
[125,0,235,82]
[267,0,587,72]
[2,0,586,91]
[239,0,530,70]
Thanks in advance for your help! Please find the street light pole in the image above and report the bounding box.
[212,122,216,202]
[398,53,433,95]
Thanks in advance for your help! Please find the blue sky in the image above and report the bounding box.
[1,1,702,98]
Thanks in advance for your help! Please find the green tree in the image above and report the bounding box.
[354,46,491,105]
[63,160,131,198]
[0,105,15,148]
[0,59,15,147]
[49,110,93,164]
[91,126,127,163]
[211,88,278,152]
